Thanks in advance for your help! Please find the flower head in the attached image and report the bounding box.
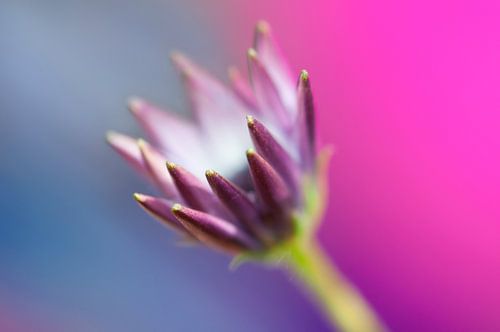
[107,21,329,258]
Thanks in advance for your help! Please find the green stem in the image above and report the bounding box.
[286,239,386,332]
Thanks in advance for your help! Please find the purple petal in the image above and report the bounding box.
[297,70,316,170]
[106,131,145,174]
[228,66,258,109]
[246,148,291,212]
[133,193,187,234]
[172,204,259,253]
[137,139,178,198]
[166,162,233,220]
[205,169,273,244]
[253,21,297,115]
[247,115,300,196]
[247,48,290,127]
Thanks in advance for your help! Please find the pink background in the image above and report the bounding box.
[209,0,500,330]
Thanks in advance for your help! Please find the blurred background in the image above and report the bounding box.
[1,0,499,331]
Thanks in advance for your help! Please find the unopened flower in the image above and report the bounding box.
[107,21,326,256]
[107,21,384,332]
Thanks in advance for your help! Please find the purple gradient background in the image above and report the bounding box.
[1,0,499,331]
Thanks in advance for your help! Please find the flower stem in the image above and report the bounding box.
[286,239,386,332]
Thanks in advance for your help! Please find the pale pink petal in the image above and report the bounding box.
[171,52,252,176]
[128,97,209,172]
[254,21,297,115]
[228,66,258,109]
[170,51,250,123]
[106,131,146,175]
[137,139,178,199]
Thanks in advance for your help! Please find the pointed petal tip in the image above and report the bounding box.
[205,169,217,178]
[127,96,144,113]
[166,161,176,171]
[136,137,147,147]
[256,20,270,34]
[106,131,138,149]
[300,69,309,81]
[247,48,258,59]
[246,115,255,127]
[169,50,183,63]
[133,192,145,202]
[170,51,195,78]
[105,130,118,144]
[171,203,183,213]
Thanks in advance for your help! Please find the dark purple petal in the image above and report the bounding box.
[133,193,187,234]
[246,148,291,212]
[247,48,289,126]
[205,169,273,244]
[297,70,316,170]
[247,115,300,196]
[172,204,259,253]
[166,162,232,220]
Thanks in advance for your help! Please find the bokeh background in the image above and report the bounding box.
[1,0,499,331]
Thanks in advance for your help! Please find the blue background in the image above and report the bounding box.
[0,1,329,331]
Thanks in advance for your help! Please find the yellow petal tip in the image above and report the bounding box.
[166,161,176,171]
[133,192,145,202]
[300,69,309,81]
[205,169,216,177]
[247,48,258,59]
[171,203,182,212]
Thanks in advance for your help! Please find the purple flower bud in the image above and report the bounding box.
[108,22,323,255]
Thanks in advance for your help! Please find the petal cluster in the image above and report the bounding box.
[108,22,318,255]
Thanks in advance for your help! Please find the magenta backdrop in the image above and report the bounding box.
[205,0,500,330]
